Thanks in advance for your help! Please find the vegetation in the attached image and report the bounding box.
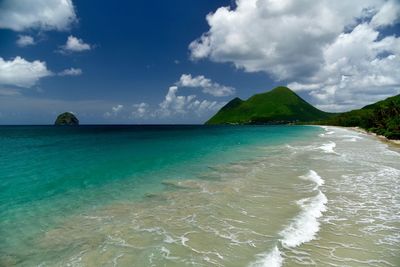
[206,86,399,140]
[317,94,400,139]
[206,86,333,125]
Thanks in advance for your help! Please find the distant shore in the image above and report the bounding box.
[312,125,400,147]
[345,126,400,147]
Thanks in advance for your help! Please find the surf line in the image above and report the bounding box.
[250,170,327,267]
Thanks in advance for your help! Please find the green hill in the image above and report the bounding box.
[318,94,400,139]
[206,86,332,125]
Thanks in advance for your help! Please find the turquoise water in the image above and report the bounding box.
[0,125,318,265]
[1,125,399,266]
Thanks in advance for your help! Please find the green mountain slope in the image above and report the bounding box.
[318,94,400,139]
[206,86,332,125]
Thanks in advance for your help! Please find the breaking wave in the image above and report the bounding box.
[250,170,327,267]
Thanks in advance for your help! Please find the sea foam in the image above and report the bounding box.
[280,190,328,247]
[299,170,324,187]
[250,171,327,267]
[249,246,283,267]
[319,142,336,154]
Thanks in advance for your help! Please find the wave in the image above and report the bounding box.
[286,142,338,155]
[250,171,327,267]
[319,141,336,154]
[280,190,328,247]
[342,134,363,139]
[320,126,334,134]
[299,170,324,188]
[249,246,283,267]
[383,149,400,157]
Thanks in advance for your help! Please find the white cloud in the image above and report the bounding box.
[370,0,400,28]
[288,23,400,111]
[158,86,196,116]
[190,0,400,111]
[176,74,235,97]
[61,36,91,52]
[0,0,77,31]
[132,102,149,118]
[129,85,225,120]
[104,104,124,118]
[0,57,52,88]
[58,68,82,76]
[157,86,224,117]
[188,99,225,116]
[190,0,383,79]
[16,35,35,47]
[112,105,124,113]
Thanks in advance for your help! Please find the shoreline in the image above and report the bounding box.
[312,124,400,147]
[348,126,400,147]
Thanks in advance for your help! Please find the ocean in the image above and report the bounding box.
[0,125,399,266]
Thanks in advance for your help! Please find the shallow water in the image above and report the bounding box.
[0,125,399,266]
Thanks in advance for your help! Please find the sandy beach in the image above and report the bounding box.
[349,126,400,147]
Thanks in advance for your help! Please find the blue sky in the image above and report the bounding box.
[0,0,399,124]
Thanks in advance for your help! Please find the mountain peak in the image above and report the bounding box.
[270,86,293,93]
[220,97,244,111]
[206,87,331,125]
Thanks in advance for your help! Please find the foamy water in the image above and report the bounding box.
[1,126,399,266]
[319,141,337,154]
[250,168,328,267]
[299,170,324,187]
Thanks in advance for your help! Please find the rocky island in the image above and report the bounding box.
[54,112,79,126]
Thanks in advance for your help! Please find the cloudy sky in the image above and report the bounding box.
[0,0,399,124]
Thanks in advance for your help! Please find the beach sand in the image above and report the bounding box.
[349,126,400,147]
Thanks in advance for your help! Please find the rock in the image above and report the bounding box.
[54,112,79,126]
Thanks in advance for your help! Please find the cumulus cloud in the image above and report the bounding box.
[132,102,149,118]
[370,0,400,28]
[288,23,400,111]
[16,35,35,47]
[58,68,82,76]
[157,86,224,117]
[103,75,229,121]
[0,57,52,88]
[188,99,224,116]
[127,85,225,121]
[158,86,197,116]
[104,104,124,118]
[0,0,77,31]
[176,74,235,97]
[99,82,227,122]
[61,36,91,53]
[190,0,400,111]
[112,105,124,113]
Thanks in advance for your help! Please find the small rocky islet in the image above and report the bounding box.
[54,112,79,126]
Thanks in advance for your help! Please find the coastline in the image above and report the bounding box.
[348,126,400,147]
[312,124,400,147]
[2,125,400,266]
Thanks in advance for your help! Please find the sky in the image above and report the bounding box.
[0,0,399,124]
